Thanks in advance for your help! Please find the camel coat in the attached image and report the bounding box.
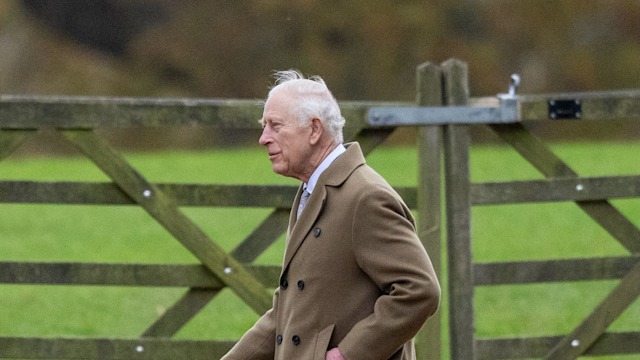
[222,143,440,360]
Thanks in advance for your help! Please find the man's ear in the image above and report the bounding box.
[309,117,324,145]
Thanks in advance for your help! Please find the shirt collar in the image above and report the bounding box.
[304,143,346,194]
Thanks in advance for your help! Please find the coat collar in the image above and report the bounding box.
[283,142,366,271]
[317,142,366,188]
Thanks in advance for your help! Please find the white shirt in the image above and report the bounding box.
[304,143,346,194]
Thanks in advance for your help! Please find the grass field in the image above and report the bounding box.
[0,141,639,359]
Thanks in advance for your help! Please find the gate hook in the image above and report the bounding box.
[508,74,521,97]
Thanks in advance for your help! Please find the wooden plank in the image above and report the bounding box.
[476,331,640,359]
[0,181,133,204]
[160,183,296,208]
[415,61,444,360]
[0,96,264,129]
[518,89,640,121]
[0,262,280,288]
[0,262,219,287]
[478,335,558,359]
[0,95,387,130]
[0,181,418,208]
[61,130,272,314]
[442,59,476,360]
[0,181,296,207]
[0,129,32,161]
[544,261,640,359]
[472,175,640,205]
[489,123,640,253]
[0,337,235,359]
[474,256,640,285]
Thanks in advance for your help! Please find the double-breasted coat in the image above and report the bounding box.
[222,143,440,360]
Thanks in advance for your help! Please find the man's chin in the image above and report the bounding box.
[271,165,285,176]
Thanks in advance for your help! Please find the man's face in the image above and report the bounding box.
[259,91,313,181]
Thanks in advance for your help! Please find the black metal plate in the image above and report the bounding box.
[548,99,582,120]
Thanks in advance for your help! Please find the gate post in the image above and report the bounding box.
[442,59,475,359]
[415,62,444,360]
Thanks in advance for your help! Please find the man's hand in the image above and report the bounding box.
[326,347,346,360]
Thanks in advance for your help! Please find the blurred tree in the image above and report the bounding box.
[0,0,638,101]
[21,0,167,55]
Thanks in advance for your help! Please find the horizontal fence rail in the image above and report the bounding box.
[0,337,236,360]
[476,331,640,359]
[471,175,640,205]
[0,95,404,133]
[0,182,418,208]
[0,262,281,288]
[474,255,640,285]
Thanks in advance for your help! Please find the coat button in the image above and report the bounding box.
[292,335,301,346]
[313,227,321,237]
[276,335,283,345]
[297,280,305,290]
[280,278,288,290]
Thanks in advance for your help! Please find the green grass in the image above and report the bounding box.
[1,142,639,359]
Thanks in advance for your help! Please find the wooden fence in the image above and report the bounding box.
[1,58,639,359]
[0,94,421,358]
[369,59,639,359]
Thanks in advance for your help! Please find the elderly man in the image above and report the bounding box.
[221,70,440,360]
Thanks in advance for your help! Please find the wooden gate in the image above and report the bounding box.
[371,59,640,359]
[0,96,416,359]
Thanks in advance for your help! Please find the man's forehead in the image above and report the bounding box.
[260,112,286,126]
[262,101,291,121]
[261,111,281,122]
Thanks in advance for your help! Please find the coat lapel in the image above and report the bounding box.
[281,143,366,273]
[283,184,327,270]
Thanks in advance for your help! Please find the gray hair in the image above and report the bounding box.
[268,69,345,144]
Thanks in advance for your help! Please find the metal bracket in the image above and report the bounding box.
[368,74,522,126]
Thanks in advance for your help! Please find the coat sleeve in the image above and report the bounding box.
[339,187,441,360]
[220,289,279,360]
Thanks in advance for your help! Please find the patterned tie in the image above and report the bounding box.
[297,189,310,219]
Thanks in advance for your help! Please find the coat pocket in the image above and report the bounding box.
[313,324,336,360]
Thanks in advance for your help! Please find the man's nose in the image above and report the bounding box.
[258,127,270,146]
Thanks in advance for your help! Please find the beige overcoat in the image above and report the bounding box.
[222,143,440,360]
